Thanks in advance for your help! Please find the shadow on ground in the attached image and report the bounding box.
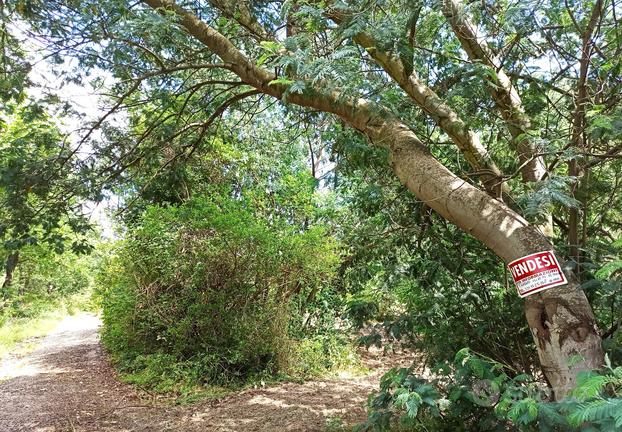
[0,314,415,432]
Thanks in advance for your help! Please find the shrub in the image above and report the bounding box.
[98,195,342,388]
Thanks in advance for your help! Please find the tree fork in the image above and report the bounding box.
[142,0,604,399]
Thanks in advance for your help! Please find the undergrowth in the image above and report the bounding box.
[359,348,622,431]
[114,333,362,405]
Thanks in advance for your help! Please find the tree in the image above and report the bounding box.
[0,101,94,295]
[0,0,31,103]
[1,3,98,298]
[14,0,622,398]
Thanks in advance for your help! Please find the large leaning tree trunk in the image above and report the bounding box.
[141,0,604,399]
[386,124,602,399]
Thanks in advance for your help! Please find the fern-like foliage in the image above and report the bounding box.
[520,175,581,220]
[360,351,622,431]
[568,398,622,428]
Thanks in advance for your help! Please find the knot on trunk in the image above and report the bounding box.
[525,298,551,348]
[546,297,597,347]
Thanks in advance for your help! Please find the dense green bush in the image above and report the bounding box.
[359,349,622,432]
[98,195,344,388]
[584,238,622,365]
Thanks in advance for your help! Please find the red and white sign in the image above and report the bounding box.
[508,251,567,298]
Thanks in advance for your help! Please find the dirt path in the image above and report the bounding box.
[0,314,415,432]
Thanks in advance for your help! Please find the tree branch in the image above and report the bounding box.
[441,0,547,184]
[327,8,507,198]
[140,0,557,268]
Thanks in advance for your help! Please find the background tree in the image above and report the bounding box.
[1,4,98,304]
[0,101,95,297]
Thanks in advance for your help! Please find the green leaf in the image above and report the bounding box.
[572,375,609,399]
[269,77,295,87]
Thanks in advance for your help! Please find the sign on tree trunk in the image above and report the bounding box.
[508,251,567,298]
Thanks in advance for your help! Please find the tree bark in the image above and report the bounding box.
[326,10,507,198]
[2,251,19,296]
[568,0,603,268]
[143,0,604,399]
[441,0,554,236]
[441,0,547,184]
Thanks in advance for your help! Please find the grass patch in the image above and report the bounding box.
[119,367,233,405]
[172,386,232,405]
[0,312,66,358]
